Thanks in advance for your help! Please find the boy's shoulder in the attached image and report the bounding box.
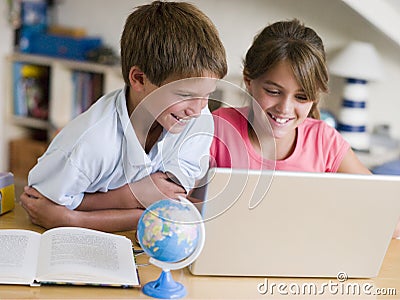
[51,88,126,151]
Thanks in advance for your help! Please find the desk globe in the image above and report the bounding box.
[137,197,205,299]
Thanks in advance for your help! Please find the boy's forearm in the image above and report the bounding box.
[78,184,142,211]
[69,208,144,232]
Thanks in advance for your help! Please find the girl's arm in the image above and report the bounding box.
[337,148,371,174]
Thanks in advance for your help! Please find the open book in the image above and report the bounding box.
[0,227,140,287]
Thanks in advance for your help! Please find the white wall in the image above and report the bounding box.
[52,0,400,138]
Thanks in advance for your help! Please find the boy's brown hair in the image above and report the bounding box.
[120,1,227,86]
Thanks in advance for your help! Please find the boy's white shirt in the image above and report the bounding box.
[28,87,213,209]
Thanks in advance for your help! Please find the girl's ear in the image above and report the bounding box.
[129,66,145,92]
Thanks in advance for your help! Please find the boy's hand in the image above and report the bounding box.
[20,186,72,229]
[130,172,186,208]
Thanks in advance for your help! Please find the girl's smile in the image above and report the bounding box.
[245,59,313,142]
[267,112,295,126]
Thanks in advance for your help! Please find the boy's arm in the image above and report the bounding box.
[79,184,140,210]
[79,172,186,210]
[20,187,144,231]
[26,171,186,212]
[28,148,92,210]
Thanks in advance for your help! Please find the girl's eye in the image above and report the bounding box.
[296,95,309,102]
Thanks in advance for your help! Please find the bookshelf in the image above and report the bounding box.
[5,53,124,181]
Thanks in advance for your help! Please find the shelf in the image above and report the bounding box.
[9,52,121,75]
[11,116,50,131]
[8,53,124,129]
[5,53,125,178]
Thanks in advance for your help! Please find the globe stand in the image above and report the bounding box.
[142,269,186,299]
[140,197,205,299]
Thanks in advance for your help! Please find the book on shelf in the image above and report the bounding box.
[71,71,104,118]
[0,227,140,287]
[12,62,50,120]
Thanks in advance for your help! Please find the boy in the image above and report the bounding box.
[20,1,227,232]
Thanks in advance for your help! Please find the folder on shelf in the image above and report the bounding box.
[0,172,15,215]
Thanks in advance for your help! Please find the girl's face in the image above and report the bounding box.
[245,60,314,141]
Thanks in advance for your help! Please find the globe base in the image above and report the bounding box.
[142,269,186,299]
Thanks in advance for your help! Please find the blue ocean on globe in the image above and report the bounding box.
[137,199,200,263]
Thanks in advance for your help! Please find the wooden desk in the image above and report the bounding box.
[1,203,399,299]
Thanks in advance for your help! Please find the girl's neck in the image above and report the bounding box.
[247,113,297,161]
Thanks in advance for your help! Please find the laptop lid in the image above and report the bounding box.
[189,168,400,278]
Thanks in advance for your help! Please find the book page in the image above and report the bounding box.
[36,227,139,287]
[0,229,41,285]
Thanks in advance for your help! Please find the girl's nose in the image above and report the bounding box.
[276,97,293,114]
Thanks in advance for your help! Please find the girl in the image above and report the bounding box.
[209,19,400,238]
[211,19,370,174]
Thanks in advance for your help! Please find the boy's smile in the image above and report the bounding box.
[144,76,217,134]
[171,113,191,124]
[161,97,207,134]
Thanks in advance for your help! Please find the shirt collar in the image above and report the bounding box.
[116,86,151,167]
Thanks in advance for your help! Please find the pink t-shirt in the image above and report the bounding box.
[210,107,350,172]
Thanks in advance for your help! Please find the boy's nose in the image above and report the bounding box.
[186,98,207,117]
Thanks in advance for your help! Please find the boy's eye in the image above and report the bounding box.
[265,89,279,95]
[177,93,192,99]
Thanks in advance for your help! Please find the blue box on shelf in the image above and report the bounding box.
[21,32,102,61]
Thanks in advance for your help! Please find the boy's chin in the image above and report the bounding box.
[164,121,188,134]
[167,127,184,134]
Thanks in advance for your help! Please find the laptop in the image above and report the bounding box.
[189,168,400,278]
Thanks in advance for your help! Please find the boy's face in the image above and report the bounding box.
[143,75,218,134]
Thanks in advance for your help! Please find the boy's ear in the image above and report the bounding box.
[243,76,251,90]
[129,66,145,92]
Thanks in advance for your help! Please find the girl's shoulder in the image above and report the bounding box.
[301,117,337,135]
[300,118,348,150]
